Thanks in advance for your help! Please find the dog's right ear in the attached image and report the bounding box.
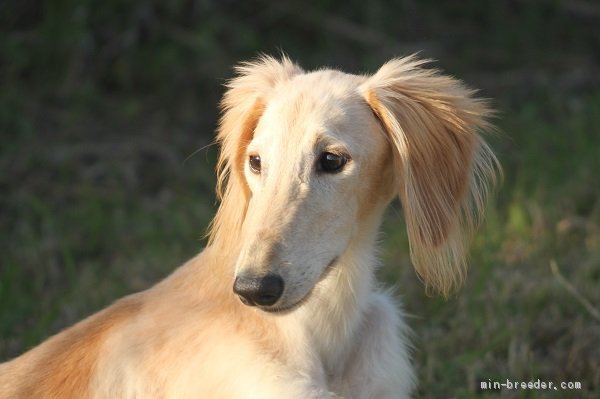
[208,55,303,249]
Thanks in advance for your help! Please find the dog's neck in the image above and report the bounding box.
[278,207,387,374]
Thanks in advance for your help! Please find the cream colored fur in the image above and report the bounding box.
[0,55,499,398]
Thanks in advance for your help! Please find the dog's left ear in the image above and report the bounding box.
[360,56,499,296]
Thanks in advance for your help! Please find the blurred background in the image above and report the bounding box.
[0,0,598,397]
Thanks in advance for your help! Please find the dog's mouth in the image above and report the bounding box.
[260,298,307,314]
[259,256,339,315]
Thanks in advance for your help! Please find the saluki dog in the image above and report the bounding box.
[0,55,499,398]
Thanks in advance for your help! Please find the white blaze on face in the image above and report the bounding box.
[234,71,393,310]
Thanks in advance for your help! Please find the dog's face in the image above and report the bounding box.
[236,71,393,312]
[211,56,498,311]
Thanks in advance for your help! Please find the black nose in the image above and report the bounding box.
[233,274,284,307]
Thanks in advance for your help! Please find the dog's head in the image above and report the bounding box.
[208,55,498,312]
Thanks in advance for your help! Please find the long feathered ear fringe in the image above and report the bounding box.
[360,55,501,297]
[206,55,303,252]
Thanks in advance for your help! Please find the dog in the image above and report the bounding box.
[0,55,499,398]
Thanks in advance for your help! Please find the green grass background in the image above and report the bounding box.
[1,1,598,397]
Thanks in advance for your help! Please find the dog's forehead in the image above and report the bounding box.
[254,70,373,147]
[274,70,363,115]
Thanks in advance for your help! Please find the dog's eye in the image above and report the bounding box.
[318,152,347,173]
[249,155,261,174]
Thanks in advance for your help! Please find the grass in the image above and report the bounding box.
[1,1,599,397]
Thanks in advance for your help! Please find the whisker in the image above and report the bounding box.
[182,141,218,166]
